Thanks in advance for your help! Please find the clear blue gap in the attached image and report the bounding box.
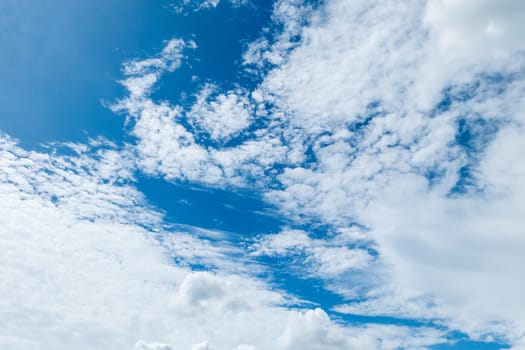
[455,118,500,155]
[137,173,383,321]
[256,254,459,331]
[448,117,501,195]
[150,0,275,108]
[430,331,510,350]
[136,174,286,236]
[430,340,509,349]
[257,256,347,308]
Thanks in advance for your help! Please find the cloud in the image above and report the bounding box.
[136,341,173,350]
[170,0,250,14]
[105,0,525,347]
[278,309,445,350]
[424,0,525,60]
[251,229,374,278]
[249,0,525,343]
[187,84,253,142]
[112,39,294,187]
[0,132,449,349]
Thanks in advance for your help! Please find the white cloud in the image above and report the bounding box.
[201,0,220,8]
[136,341,173,350]
[113,39,294,187]
[115,38,190,106]
[251,229,373,278]
[187,84,253,141]
[424,0,525,60]
[106,0,525,346]
[278,309,445,350]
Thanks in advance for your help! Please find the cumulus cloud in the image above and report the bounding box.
[112,38,294,187]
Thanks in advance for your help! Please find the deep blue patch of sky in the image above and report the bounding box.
[137,174,285,236]
[430,335,510,350]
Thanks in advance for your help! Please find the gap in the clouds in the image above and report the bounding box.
[426,77,510,195]
[136,173,387,323]
[430,331,510,350]
[448,116,501,196]
[433,72,511,117]
[136,174,286,237]
[430,341,509,350]
[244,250,511,348]
[256,256,346,307]
[150,0,276,107]
[252,254,434,330]
[455,117,500,157]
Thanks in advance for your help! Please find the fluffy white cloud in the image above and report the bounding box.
[117,38,191,100]
[187,84,253,142]
[113,39,294,187]
[251,0,525,344]
[107,0,525,347]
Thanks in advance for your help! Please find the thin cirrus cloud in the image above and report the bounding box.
[2,0,525,349]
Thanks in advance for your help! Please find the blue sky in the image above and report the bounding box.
[1,1,525,349]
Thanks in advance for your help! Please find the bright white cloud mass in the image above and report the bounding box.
[2,0,525,349]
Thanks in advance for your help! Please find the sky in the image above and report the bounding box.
[1,0,525,349]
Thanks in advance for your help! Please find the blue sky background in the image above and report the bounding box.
[1,1,524,349]
[0,0,272,147]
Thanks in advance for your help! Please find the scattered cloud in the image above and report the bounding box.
[251,229,374,278]
[170,0,250,14]
[4,0,525,348]
[110,0,525,346]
